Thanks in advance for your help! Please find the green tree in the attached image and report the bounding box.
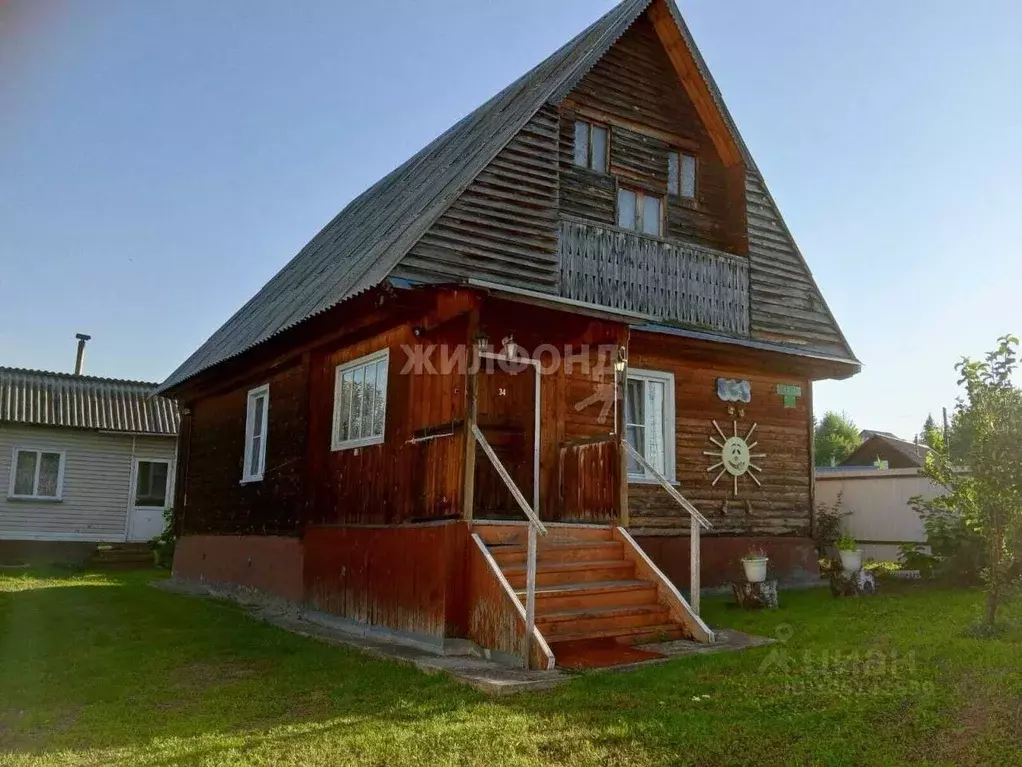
[920,413,944,449]
[915,335,1022,631]
[814,411,862,467]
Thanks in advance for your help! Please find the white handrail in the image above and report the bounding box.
[471,424,548,536]
[470,422,546,667]
[622,440,709,616]
[623,441,711,529]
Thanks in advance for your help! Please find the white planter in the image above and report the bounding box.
[839,549,863,573]
[742,557,769,583]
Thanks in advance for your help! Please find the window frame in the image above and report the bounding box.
[624,368,677,484]
[7,447,66,501]
[617,185,665,237]
[573,119,609,174]
[331,348,390,452]
[241,384,270,484]
[667,149,698,200]
[133,458,173,509]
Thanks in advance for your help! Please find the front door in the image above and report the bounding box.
[473,361,537,520]
[128,458,173,542]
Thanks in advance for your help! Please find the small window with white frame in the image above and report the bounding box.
[624,369,676,482]
[667,150,697,200]
[135,459,171,507]
[332,349,389,451]
[8,448,65,500]
[242,384,269,483]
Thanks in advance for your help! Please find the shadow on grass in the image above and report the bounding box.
[3,572,1022,766]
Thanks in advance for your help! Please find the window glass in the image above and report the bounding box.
[680,153,697,198]
[642,194,661,236]
[243,386,269,481]
[624,371,676,481]
[333,351,389,449]
[13,451,37,496]
[573,120,590,167]
[667,151,680,195]
[591,126,608,173]
[37,453,61,498]
[135,461,169,507]
[617,188,637,229]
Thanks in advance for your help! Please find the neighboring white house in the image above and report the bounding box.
[815,466,941,561]
[0,367,179,549]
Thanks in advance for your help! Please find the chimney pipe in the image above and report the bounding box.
[74,333,91,375]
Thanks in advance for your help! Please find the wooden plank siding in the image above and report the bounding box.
[398,106,561,292]
[307,309,472,526]
[558,14,747,257]
[626,330,812,537]
[180,360,308,536]
[745,170,849,355]
[476,298,627,524]
[304,521,469,639]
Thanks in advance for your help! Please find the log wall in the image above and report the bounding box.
[627,330,812,537]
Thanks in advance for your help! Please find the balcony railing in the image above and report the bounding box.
[557,217,750,336]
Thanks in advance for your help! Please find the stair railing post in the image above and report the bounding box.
[524,522,538,669]
[690,514,701,616]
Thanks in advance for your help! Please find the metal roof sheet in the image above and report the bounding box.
[0,367,179,436]
[158,0,856,394]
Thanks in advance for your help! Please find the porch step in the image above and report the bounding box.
[521,580,660,613]
[546,622,686,646]
[489,540,624,566]
[536,604,671,638]
[502,559,635,588]
[86,543,153,569]
[472,523,614,546]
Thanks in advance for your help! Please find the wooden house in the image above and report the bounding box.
[159,0,858,668]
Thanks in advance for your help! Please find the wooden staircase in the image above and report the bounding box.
[471,523,707,668]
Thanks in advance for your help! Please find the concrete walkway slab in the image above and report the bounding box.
[153,578,772,694]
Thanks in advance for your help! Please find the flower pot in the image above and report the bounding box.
[839,549,863,573]
[742,557,769,583]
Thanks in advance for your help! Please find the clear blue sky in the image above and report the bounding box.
[2,0,1020,440]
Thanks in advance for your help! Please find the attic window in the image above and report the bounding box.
[573,120,608,173]
[618,187,663,236]
[668,150,697,199]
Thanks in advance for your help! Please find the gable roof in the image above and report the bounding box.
[159,0,855,394]
[0,367,179,436]
[841,433,931,469]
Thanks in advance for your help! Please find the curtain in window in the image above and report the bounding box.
[13,451,37,496]
[645,381,665,474]
[625,379,645,474]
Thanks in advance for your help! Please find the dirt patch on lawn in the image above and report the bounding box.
[171,659,268,693]
[931,673,1022,766]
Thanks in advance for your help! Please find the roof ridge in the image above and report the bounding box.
[0,366,163,389]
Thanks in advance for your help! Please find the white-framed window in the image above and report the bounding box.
[242,384,269,483]
[668,150,697,199]
[618,186,663,236]
[624,369,676,483]
[134,459,171,508]
[573,119,609,173]
[332,349,389,451]
[8,448,66,501]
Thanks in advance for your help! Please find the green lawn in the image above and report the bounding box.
[1,571,1021,767]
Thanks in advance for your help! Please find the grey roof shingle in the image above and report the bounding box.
[158,0,856,394]
[0,367,179,436]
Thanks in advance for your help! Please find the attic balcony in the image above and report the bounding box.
[556,217,750,336]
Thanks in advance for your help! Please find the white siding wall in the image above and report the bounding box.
[816,468,940,561]
[0,425,177,541]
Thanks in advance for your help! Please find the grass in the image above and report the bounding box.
[1,571,1021,767]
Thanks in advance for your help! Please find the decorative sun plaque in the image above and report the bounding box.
[703,420,766,495]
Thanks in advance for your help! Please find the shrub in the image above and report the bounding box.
[149,507,176,569]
